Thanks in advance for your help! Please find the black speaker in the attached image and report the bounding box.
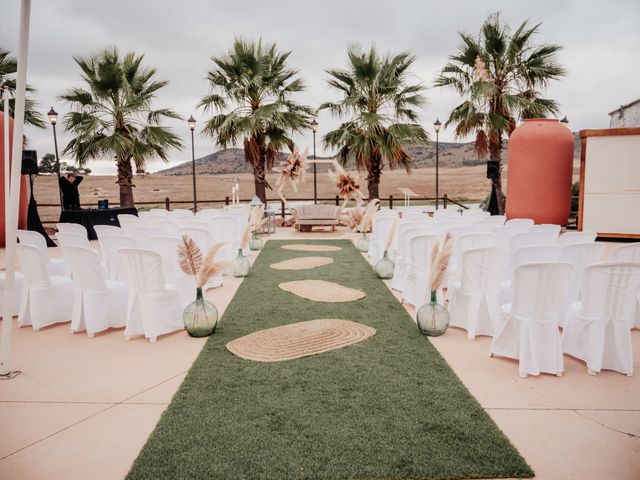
[21,150,39,175]
[486,160,500,179]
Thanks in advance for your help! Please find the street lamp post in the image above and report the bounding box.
[47,107,64,210]
[188,115,197,212]
[434,118,441,210]
[311,119,318,204]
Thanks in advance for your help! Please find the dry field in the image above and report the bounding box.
[31,164,579,224]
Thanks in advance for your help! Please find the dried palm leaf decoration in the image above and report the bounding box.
[178,236,231,288]
[357,199,380,233]
[384,216,400,252]
[429,233,453,291]
[348,205,364,231]
[328,162,365,207]
[275,149,308,209]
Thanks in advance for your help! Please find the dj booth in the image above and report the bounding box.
[59,207,138,240]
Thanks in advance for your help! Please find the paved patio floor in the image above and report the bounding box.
[0,227,638,479]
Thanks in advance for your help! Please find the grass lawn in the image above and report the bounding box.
[127,240,533,480]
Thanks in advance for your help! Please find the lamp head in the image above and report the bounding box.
[187,115,196,131]
[311,118,318,133]
[434,118,441,133]
[47,107,58,126]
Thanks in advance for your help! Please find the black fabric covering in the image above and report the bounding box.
[59,207,138,240]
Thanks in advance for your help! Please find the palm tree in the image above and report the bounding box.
[320,45,428,200]
[61,47,183,207]
[199,38,313,203]
[435,13,565,214]
[0,47,46,128]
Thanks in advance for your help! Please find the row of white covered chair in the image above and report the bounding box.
[446,243,640,377]
[14,241,184,342]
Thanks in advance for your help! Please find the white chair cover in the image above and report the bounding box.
[0,271,24,316]
[473,216,506,232]
[612,242,640,328]
[206,216,239,260]
[558,243,605,327]
[505,218,535,229]
[388,219,431,262]
[402,233,444,307]
[491,262,572,377]
[117,214,142,237]
[558,231,597,246]
[147,218,180,238]
[499,245,561,304]
[368,214,398,265]
[148,208,169,218]
[491,225,528,248]
[119,248,184,342]
[448,247,507,339]
[56,232,91,249]
[180,227,213,254]
[100,234,137,280]
[530,224,561,241]
[56,223,88,237]
[170,209,194,218]
[17,229,66,276]
[433,209,460,220]
[64,246,128,336]
[505,231,558,280]
[134,227,166,246]
[137,211,152,221]
[93,225,123,239]
[16,244,75,331]
[390,226,433,291]
[562,262,640,375]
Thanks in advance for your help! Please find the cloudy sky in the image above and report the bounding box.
[2,0,639,174]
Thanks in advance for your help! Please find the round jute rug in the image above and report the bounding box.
[279,279,366,302]
[270,256,334,271]
[281,244,342,252]
[226,319,376,362]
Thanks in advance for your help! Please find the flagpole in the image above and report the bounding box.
[1,0,32,378]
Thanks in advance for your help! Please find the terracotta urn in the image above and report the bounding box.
[0,111,29,248]
[506,118,574,225]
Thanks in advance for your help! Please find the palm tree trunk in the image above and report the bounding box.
[489,137,505,215]
[117,157,135,208]
[366,153,382,200]
[253,159,267,204]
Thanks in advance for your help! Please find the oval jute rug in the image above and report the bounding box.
[226,319,376,362]
[271,256,334,271]
[281,244,342,252]
[279,279,366,302]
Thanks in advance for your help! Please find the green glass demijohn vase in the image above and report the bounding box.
[183,287,218,337]
[249,232,263,251]
[232,248,250,277]
[355,232,369,252]
[416,290,449,336]
[375,251,394,279]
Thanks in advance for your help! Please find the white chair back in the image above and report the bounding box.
[612,242,640,262]
[17,229,50,261]
[147,236,183,279]
[100,234,137,280]
[148,208,169,218]
[460,246,507,294]
[505,218,534,229]
[530,224,561,240]
[117,214,141,236]
[180,227,212,252]
[170,209,194,218]
[433,209,460,220]
[147,218,180,238]
[391,220,432,257]
[16,244,51,287]
[135,227,166,244]
[93,225,123,239]
[63,246,107,291]
[406,233,442,273]
[511,262,572,321]
[57,232,91,249]
[509,231,557,253]
[492,225,528,248]
[56,223,88,237]
[119,248,167,293]
[473,216,506,232]
[579,263,640,324]
[513,245,561,270]
[558,231,597,246]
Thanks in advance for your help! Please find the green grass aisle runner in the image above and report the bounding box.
[127,240,533,480]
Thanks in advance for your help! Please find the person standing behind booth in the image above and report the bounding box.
[59,172,83,210]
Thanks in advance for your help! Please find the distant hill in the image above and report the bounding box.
[157,134,580,176]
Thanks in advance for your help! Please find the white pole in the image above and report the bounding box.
[1,0,31,377]
[3,87,9,210]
